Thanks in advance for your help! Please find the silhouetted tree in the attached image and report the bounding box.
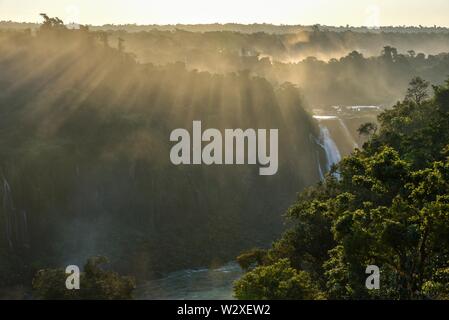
[357,122,378,137]
[39,13,66,31]
[406,76,430,104]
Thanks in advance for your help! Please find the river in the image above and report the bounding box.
[136,262,243,300]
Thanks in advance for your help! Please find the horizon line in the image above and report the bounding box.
[1,19,449,29]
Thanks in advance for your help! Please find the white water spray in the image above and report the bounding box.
[313,116,342,177]
[318,124,342,172]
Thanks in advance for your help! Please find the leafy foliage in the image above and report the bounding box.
[235,78,449,300]
[236,248,268,271]
[32,256,135,300]
[234,259,324,300]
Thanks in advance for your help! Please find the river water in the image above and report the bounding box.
[136,262,243,300]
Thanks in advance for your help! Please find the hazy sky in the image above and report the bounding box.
[0,0,448,27]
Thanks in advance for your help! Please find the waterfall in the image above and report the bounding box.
[318,124,342,172]
[314,109,372,179]
[313,116,342,178]
[316,151,325,180]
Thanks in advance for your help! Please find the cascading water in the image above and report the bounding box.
[313,116,342,177]
[316,151,325,180]
[318,124,342,172]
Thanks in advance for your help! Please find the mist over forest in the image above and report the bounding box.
[3,21,449,107]
[0,17,320,288]
[0,16,448,300]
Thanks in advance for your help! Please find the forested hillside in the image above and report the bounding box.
[96,29,449,106]
[235,78,449,299]
[0,18,321,288]
[1,16,449,300]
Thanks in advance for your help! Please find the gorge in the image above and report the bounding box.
[137,105,381,300]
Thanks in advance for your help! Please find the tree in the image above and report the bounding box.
[234,259,324,300]
[407,50,416,58]
[32,257,136,300]
[358,122,378,137]
[236,248,267,271]
[405,77,430,104]
[39,14,66,31]
[382,46,398,62]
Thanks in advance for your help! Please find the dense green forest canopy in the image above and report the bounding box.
[235,78,449,299]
